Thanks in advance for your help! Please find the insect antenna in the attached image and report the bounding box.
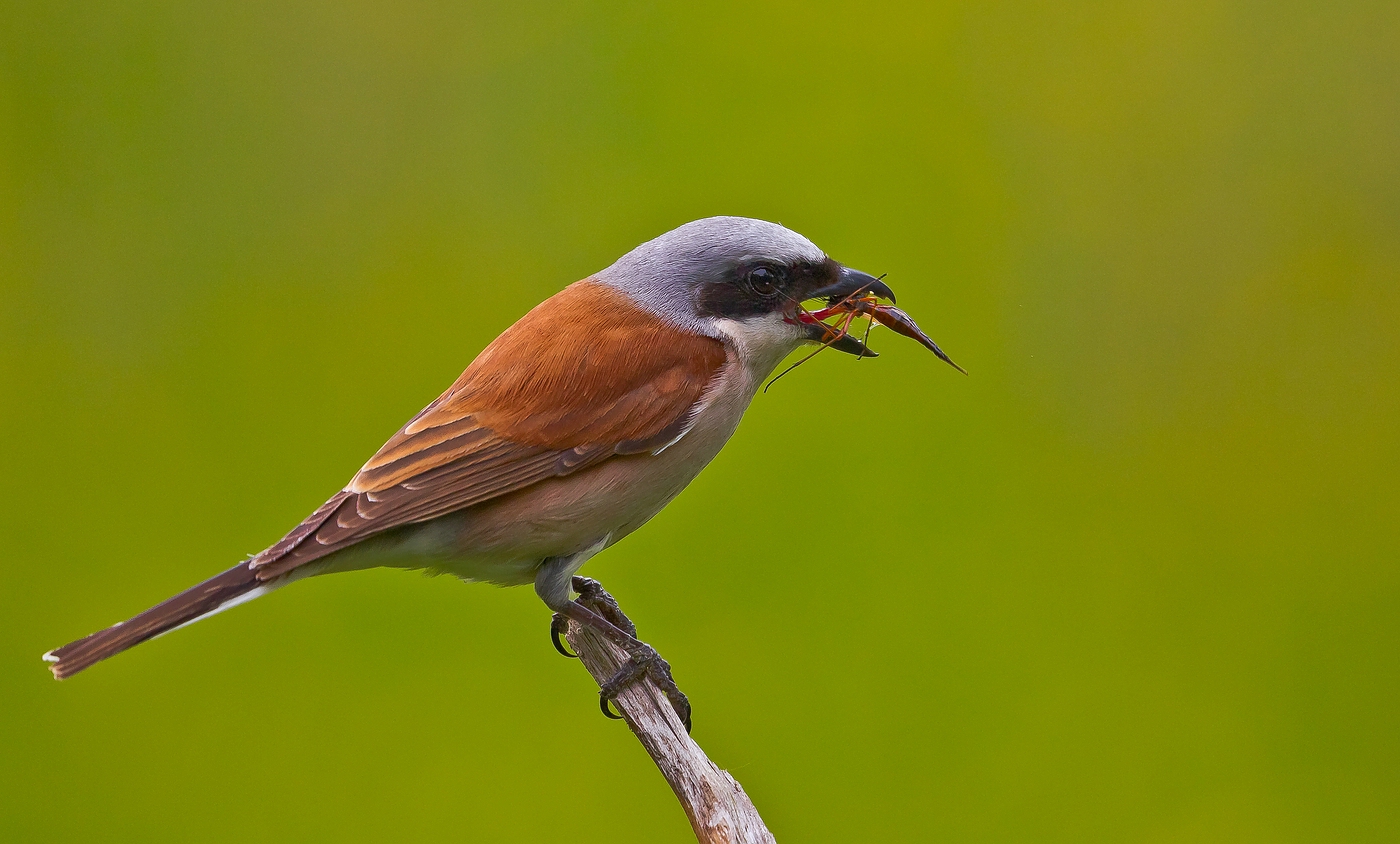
[763,309,857,393]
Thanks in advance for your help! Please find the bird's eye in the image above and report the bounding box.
[746,266,783,297]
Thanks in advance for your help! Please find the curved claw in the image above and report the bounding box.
[600,696,624,720]
[550,614,577,658]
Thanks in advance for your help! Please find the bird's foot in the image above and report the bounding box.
[550,576,636,657]
[599,640,692,733]
[549,613,574,657]
[572,576,638,637]
[551,576,691,732]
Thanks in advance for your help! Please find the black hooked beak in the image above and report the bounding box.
[798,266,894,357]
[803,323,878,357]
[807,266,896,305]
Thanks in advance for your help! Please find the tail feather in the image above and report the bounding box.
[44,562,269,680]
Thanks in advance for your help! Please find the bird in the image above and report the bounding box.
[42,216,960,728]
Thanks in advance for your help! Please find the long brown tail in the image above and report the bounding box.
[44,562,270,680]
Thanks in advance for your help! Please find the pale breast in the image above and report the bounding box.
[452,353,751,556]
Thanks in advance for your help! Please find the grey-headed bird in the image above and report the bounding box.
[44,216,962,728]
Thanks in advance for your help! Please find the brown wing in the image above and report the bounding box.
[249,280,727,580]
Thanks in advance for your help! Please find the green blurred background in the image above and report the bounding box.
[3,2,1397,841]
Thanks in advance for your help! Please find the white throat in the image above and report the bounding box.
[708,313,807,386]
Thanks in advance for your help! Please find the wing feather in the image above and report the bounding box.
[249,281,726,580]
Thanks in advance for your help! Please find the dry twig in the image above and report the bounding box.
[564,608,776,844]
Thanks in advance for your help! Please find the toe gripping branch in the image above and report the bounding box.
[551,576,692,733]
[551,576,635,657]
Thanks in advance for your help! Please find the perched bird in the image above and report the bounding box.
[43,216,960,727]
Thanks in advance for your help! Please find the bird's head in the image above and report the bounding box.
[596,216,900,373]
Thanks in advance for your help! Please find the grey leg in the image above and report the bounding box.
[551,578,637,656]
[536,559,691,732]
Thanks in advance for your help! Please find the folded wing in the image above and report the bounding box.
[249,280,727,580]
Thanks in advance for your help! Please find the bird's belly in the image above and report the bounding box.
[455,402,743,566]
[324,382,751,586]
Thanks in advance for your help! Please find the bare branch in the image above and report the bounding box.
[564,618,777,844]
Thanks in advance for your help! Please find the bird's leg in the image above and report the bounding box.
[571,576,638,637]
[553,578,691,732]
[551,577,636,656]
